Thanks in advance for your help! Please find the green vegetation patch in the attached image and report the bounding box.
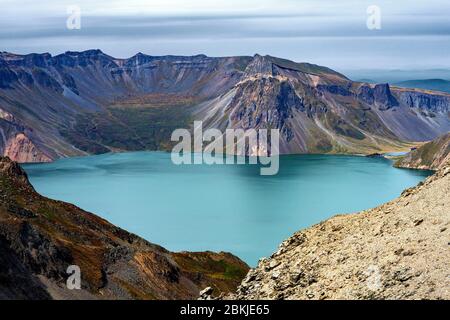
[173,252,249,295]
[324,112,366,140]
[60,102,195,154]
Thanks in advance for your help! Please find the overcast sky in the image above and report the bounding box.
[1,0,449,72]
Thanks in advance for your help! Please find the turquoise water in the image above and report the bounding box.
[23,152,431,266]
[384,151,409,156]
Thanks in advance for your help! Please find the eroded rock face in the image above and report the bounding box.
[373,84,399,110]
[1,51,449,161]
[0,108,15,122]
[228,77,304,142]
[0,67,18,89]
[199,56,450,154]
[0,106,56,163]
[4,133,52,163]
[0,234,53,300]
[357,85,375,104]
[244,54,276,76]
[355,83,399,110]
[229,166,450,300]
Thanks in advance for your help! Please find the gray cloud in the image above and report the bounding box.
[1,0,449,70]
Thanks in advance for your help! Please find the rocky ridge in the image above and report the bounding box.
[1,51,449,162]
[228,164,450,300]
[395,132,450,170]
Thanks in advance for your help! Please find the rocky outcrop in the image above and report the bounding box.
[395,132,450,170]
[0,108,15,123]
[199,57,450,155]
[397,89,450,113]
[373,83,399,110]
[0,157,248,300]
[0,109,52,163]
[227,76,305,143]
[4,133,52,163]
[1,51,449,161]
[230,166,450,300]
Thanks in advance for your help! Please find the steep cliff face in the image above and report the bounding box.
[1,51,449,161]
[0,108,54,163]
[0,157,248,300]
[4,133,52,163]
[199,56,449,154]
[395,132,450,170]
[229,165,450,300]
[0,51,251,162]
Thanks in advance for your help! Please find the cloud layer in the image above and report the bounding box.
[1,0,449,71]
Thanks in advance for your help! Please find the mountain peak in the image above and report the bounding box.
[64,49,106,56]
[245,54,275,76]
[82,49,104,55]
[0,52,52,67]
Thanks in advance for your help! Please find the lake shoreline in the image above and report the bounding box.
[24,152,431,266]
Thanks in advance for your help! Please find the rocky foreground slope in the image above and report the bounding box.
[230,164,450,300]
[1,51,449,162]
[395,132,450,170]
[0,156,248,300]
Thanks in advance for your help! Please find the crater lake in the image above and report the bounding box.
[23,152,431,266]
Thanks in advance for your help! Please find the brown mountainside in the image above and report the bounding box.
[0,156,248,300]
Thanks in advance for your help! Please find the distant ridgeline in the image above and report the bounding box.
[394,79,450,94]
[0,50,449,162]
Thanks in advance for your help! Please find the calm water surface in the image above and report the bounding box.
[24,152,431,266]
